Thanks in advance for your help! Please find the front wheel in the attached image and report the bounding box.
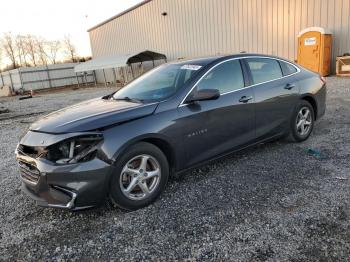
[288,100,315,142]
[109,142,169,210]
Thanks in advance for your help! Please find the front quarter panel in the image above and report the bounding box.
[101,108,183,169]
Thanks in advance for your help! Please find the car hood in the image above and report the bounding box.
[30,97,158,133]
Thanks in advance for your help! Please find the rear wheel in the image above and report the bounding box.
[288,100,315,142]
[109,142,169,210]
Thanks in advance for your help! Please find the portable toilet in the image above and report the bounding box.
[297,27,332,76]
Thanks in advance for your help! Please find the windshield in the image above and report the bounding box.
[113,63,201,102]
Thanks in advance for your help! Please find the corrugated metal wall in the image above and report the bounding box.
[0,63,95,91]
[89,0,350,82]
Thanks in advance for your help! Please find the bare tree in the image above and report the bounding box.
[0,34,85,69]
[47,40,61,64]
[1,32,17,69]
[63,35,77,62]
[36,38,48,65]
[24,35,38,66]
[15,34,28,67]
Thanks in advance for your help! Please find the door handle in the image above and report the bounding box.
[284,83,296,90]
[239,96,253,103]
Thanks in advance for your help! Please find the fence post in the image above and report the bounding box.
[84,72,88,86]
[46,66,52,88]
[75,73,80,87]
[93,70,97,87]
[102,69,107,87]
[9,71,14,92]
[18,68,24,90]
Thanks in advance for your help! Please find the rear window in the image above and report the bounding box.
[279,61,298,76]
[246,58,283,84]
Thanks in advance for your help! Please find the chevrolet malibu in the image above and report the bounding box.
[15,54,326,210]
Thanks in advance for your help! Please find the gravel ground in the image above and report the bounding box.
[0,78,349,261]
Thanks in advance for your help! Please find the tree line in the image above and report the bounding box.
[0,32,90,71]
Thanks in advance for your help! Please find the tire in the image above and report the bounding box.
[288,100,315,142]
[109,142,169,211]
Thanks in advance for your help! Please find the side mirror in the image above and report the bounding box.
[185,89,220,103]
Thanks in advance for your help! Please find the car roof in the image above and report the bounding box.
[169,53,294,67]
[169,56,223,66]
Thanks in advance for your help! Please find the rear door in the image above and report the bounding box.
[177,59,255,167]
[244,57,300,140]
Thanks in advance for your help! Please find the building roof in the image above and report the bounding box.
[88,0,153,32]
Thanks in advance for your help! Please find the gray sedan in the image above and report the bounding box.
[15,53,326,210]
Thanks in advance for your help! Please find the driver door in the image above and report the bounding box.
[177,59,255,168]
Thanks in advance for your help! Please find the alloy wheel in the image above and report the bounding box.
[119,154,161,201]
[296,106,312,136]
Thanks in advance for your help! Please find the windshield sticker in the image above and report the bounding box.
[181,65,202,71]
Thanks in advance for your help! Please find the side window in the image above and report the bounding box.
[279,61,298,76]
[246,58,283,84]
[197,60,244,94]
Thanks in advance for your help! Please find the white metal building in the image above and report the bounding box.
[88,0,350,83]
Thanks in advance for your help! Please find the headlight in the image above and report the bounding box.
[46,134,103,164]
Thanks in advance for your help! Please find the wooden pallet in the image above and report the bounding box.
[336,56,350,76]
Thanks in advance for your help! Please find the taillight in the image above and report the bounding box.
[320,76,326,84]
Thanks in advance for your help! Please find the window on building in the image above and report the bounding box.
[197,60,244,94]
[246,58,283,84]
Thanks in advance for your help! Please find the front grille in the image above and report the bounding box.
[17,145,46,159]
[18,161,40,185]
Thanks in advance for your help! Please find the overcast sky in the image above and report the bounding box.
[0,0,143,57]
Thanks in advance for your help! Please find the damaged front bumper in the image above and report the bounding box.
[15,131,113,210]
